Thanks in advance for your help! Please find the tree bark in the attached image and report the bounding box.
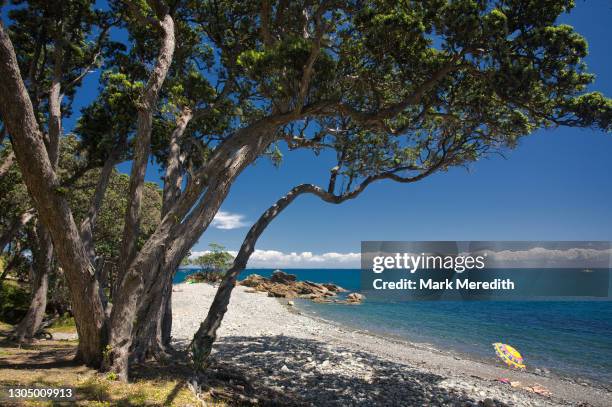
[12,224,52,342]
[108,13,175,380]
[0,21,107,367]
[161,283,173,346]
[130,107,192,361]
[117,14,175,278]
[162,106,192,215]
[47,30,63,169]
[0,150,15,178]
[130,268,173,362]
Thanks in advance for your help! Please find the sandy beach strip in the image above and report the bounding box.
[171,282,611,406]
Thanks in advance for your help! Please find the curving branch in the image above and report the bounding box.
[333,54,465,130]
[189,157,446,369]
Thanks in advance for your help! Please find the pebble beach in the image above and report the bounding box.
[171,282,612,406]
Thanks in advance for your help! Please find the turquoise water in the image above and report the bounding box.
[174,268,612,385]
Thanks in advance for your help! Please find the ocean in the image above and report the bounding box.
[174,268,612,385]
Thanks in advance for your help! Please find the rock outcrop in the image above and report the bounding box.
[346,292,365,303]
[237,271,362,304]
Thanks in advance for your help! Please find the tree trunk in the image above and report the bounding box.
[130,106,193,361]
[0,21,107,367]
[0,150,15,178]
[190,182,372,368]
[130,271,172,362]
[189,186,304,370]
[116,14,176,280]
[12,224,52,342]
[161,280,173,346]
[107,14,175,381]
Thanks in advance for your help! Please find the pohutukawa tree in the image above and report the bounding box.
[0,0,610,381]
[0,0,117,343]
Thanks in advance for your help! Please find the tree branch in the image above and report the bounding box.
[65,25,111,91]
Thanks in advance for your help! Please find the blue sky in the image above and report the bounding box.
[187,3,612,266]
[11,2,611,268]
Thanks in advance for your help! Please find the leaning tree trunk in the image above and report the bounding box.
[0,21,107,367]
[12,29,64,344]
[190,182,369,369]
[12,224,52,342]
[190,185,311,370]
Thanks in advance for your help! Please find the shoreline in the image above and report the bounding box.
[289,298,609,391]
[172,282,612,406]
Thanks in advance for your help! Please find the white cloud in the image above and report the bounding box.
[482,247,612,268]
[190,249,360,268]
[211,211,248,230]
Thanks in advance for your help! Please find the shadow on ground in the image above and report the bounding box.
[175,334,494,406]
[0,329,199,406]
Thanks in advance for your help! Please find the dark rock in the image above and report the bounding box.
[270,270,297,284]
[323,283,347,292]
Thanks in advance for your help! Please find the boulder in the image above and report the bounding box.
[238,271,346,304]
[267,285,298,298]
[323,283,347,292]
[240,274,268,288]
[346,292,365,303]
[270,270,297,284]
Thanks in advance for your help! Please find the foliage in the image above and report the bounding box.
[189,244,234,283]
[194,243,234,272]
[68,170,162,270]
[0,143,31,241]
[0,280,30,324]
[0,135,163,312]
[6,0,118,127]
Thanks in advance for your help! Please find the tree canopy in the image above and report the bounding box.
[0,0,609,380]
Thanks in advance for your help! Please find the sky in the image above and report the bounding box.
[9,3,612,268]
[183,4,612,267]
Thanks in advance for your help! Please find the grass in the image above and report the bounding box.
[0,323,212,406]
[47,314,77,334]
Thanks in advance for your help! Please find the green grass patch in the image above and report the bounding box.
[0,339,209,406]
[48,313,77,333]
